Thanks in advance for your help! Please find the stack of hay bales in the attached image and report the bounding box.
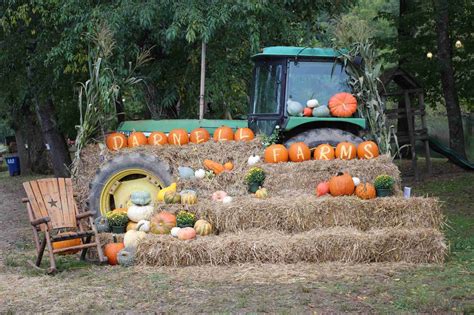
[76,139,447,266]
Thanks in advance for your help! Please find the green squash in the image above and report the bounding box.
[312,105,331,117]
[130,191,151,206]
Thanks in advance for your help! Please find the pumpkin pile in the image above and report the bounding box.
[287,92,358,118]
[265,140,380,163]
[106,126,255,151]
[316,172,377,200]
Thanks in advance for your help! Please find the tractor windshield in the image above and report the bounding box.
[251,62,283,114]
[286,61,349,107]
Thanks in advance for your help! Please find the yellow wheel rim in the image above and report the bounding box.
[99,168,163,216]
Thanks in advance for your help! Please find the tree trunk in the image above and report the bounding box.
[199,40,206,120]
[33,97,72,177]
[12,101,50,175]
[435,0,466,158]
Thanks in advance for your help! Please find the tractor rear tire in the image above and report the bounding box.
[88,152,173,217]
[284,128,363,148]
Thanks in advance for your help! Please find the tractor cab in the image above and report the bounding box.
[249,46,365,137]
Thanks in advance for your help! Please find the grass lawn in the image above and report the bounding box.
[0,160,473,313]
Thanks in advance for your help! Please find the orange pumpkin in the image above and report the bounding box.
[203,159,225,174]
[106,132,127,151]
[190,128,210,144]
[328,92,357,117]
[357,141,380,160]
[104,242,125,265]
[314,144,335,160]
[52,232,82,255]
[335,142,357,160]
[303,107,313,117]
[213,126,234,142]
[168,129,189,145]
[177,227,197,240]
[264,144,289,163]
[127,132,147,147]
[355,183,376,199]
[328,172,355,196]
[150,211,177,234]
[148,131,168,146]
[234,128,255,141]
[288,142,311,162]
[224,161,234,171]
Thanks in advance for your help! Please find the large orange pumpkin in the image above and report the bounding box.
[128,132,147,147]
[357,141,380,160]
[213,126,234,142]
[355,183,376,199]
[335,142,357,160]
[168,129,189,145]
[234,128,255,141]
[328,92,357,117]
[150,211,177,234]
[190,128,210,144]
[148,131,168,146]
[106,132,127,151]
[264,144,289,163]
[104,242,125,265]
[328,172,355,196]
[52,232,82,255]
[288,142,311,162]
[314,144,335,160]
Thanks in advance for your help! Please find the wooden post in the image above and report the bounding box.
[404,91,418,180]
[419,93,432,175]
[199,41,206,120]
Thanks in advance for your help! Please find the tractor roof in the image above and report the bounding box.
[251,46,343,59]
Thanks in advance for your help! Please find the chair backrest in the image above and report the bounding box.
[23,178,78,230]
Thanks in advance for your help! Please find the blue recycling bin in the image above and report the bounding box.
[6,156,20,176]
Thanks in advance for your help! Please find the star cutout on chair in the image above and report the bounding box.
[48,198,58,208]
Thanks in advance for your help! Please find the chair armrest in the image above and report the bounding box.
[31,217,50,226]
[76,211,95,220]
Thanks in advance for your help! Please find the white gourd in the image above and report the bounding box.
[171,227,181,238]
[127,205,154,222]
[247,155,261,165]
[136,220,150,232]
[306,99,319,108]
[352,177,361,186]
[124,230,147,248]
[195,169,206,179]
[222,196,233,204]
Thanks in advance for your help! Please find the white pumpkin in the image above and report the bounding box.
[127,205,154,222]
[306,99,319,108]
[287,98,304,116]
[247,155,261,166]
[136,220,150,232]
[222,196,233,204]
[352,177,361,186]
[194,169,206,179]
[170,227,181,238]
[124,230,147,248]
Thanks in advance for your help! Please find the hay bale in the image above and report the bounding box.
[74,140,401,207]
[156,196,443,233]
[135,228,446,266]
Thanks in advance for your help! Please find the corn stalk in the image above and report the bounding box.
[337,40,398,156]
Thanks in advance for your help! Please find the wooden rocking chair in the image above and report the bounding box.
[22,178,107,273]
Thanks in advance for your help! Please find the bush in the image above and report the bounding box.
[374,174,395,190]
[105,211,128,227]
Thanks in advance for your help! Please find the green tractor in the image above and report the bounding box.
[89,46,367,216]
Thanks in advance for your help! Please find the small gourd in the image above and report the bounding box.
[255,187,268,199]
[170,227,181,238]
[195,169,206,179]
[312,105,330,117]
[180,190,198,205]
[178,166,195,179]
[194,220,213,236]
[212,191,228,202]
[157,183,177,201]
[287,98,304,116]
[352,177,361,186]
[164,191,181,204]
[177,227,197,240]
[123,230,147,248]
[247,155,261,166]
[130,191,151,206]
[127,205,154,222]
[136,220,151,232]
[222,196,233,204]
[306,99,319,108]
[117,248,135,267]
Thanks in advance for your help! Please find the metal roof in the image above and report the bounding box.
[251,46,343,59]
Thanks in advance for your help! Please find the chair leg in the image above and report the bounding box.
[44,232,57,274]
[90,217,107,263]
[80,235,92,261]
[36,234,47,267]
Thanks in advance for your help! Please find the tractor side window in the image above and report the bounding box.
[252,62,283,114]
[287,61,349,107]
